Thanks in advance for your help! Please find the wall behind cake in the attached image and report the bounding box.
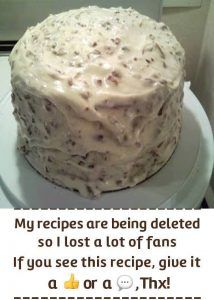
[193,0,214,194]
[163,0,214,197]
[162,0,210,83]
[193,0,214,131]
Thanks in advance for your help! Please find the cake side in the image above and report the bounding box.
[10,6,185,198]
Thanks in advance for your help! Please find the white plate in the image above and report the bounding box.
[0,83,213,208]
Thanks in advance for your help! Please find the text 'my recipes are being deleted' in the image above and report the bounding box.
[0,209,213,300]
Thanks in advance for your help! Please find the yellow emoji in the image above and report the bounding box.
[64,274,79,289]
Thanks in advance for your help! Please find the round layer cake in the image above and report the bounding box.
[9,6,185,198]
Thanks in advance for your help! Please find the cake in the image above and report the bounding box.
[9,6,185,198]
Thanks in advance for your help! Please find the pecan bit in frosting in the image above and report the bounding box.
[67,78,73,86]
[92,49,101,55]
[95,134,104,141]
[44,99,53,111]
[106,70,122,85]
[112,70,122,78]
[95,79,102,86]
[163,61,167,68]
[111,37,121,45]
[104,46,114,55]
[155,43,165,59]
[80,91,90,100]
[107,74,118,85]
[121,62,128,68]
[121,46,130,52]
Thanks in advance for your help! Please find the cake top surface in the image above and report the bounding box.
[10,6,185,107]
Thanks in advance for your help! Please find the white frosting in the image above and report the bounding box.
[10,6,185,198]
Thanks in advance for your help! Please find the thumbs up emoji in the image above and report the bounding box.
[64,274,79,289]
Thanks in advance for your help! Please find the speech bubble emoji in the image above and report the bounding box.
[117,275,133,291]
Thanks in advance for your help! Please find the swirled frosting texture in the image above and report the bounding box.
[9,6,185,198]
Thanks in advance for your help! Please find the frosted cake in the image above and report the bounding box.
[9,6,185,198]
